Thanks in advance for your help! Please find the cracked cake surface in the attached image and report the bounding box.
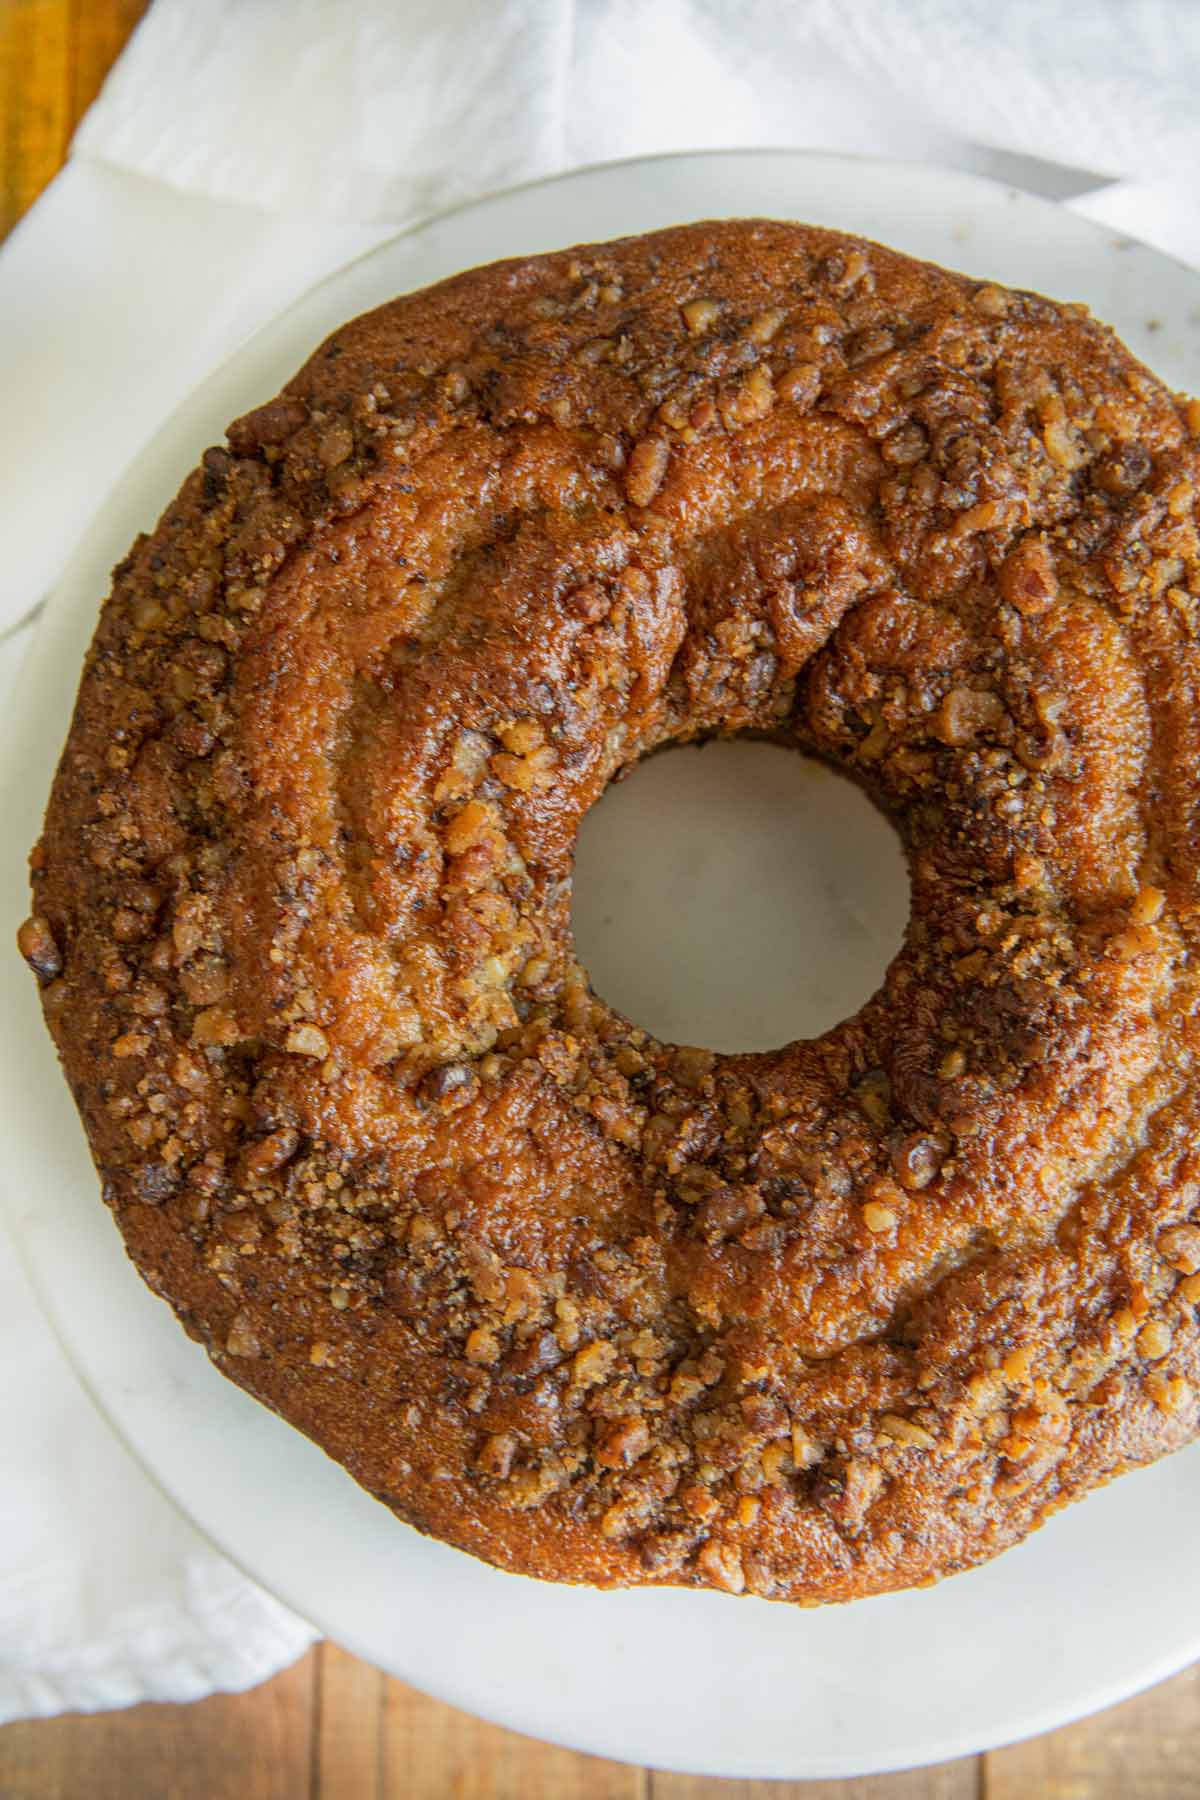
[19,218,1200,1602]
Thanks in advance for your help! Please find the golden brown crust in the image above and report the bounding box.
[21,219,1200,1602]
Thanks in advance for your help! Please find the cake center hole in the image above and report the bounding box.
[571,740,909,1055]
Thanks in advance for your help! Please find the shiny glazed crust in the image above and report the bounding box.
[21,220,1200,1603]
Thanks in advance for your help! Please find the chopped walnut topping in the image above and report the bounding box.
[465,1326,500,1365]
[720,365,775,428]
[747,308,785,344]
[192,1007,240,1047]
[681,298,720,336]
[241,1128,299,1180]
[974,284,1009,319]
[624,436,670,508]
[490,743,557,792]
[879,1414,937,1450]
[1129,885,1165,926]
[1137,1320,1173,1360]
[17,915,61,983]
[444,799,493,855]
[1158,1224,1200,1274]
[891,1135,944,1191]
[572,1340,617,1387]
[935,687,1005,747]
[477,1431,517,1478]
[1146,1373,1191,1413]
[596,1418,649,1469]
[225,1310,262,1358]
[698,1540,745,1594]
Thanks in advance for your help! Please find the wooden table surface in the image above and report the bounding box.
[2,3,1199,1795]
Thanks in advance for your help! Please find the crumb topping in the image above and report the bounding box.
[21,219,1200,1603]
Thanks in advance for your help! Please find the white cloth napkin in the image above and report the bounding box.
[0,1212,312,1720]
[3,0,1200,1726]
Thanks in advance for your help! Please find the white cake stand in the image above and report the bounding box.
[4,151,1200,1779]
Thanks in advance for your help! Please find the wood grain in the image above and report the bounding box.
[0,1651,316,1800]
[1,0,71,233]
[0,0,149,241]
[316,1642,385,1800]
[378,1672,647,1800]
[1,4,1199,1798]
[67,0,149,124]
[652,1760,980,1800]
[983,1662,1200,1799]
